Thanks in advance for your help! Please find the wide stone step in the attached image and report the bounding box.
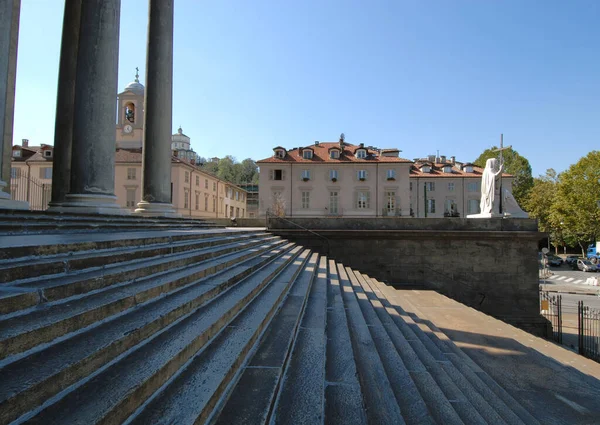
[127,249,313,425]
[372,281,539,425]
[213,252,319,425]
[346,269,442,425]
[269,255,329,425]
[0,230,267,283]
[0,236,282,361]
[383,286,541,425]
[0,228,252,262]
[23,245,303,425]
[0,233,279,319]
[0,242,295,425]
[323,260,367,425]
[335,264,406,424]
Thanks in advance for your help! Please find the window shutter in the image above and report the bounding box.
[282,170,286,180]
[269,170,274,180]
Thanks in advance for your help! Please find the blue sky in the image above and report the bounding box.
[13,0,600,177]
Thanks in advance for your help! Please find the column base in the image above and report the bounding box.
[134,201,180,218]
[48,193,130,215]
[0,198,29,210]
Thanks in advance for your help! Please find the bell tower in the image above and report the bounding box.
[116,68,145,149]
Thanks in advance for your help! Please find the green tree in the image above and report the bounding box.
[216,155,238,183]
[522,169,557,233]
[549,151,600,256]
[474,146,533,207]
[238,158,259,184]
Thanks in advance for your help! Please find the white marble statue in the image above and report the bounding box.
[479,158,502,214]
[502,188,529,218]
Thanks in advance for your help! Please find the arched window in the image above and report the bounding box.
[125,102,135,123]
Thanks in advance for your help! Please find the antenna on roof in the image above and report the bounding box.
[340,133,345,142]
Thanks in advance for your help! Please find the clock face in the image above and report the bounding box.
[124,125,133,134]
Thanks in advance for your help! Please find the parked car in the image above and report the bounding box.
[565,255,579,265]
[577,259,598,273]
[547,255,563,267]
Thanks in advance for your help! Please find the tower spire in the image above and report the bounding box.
[135,66,139,82]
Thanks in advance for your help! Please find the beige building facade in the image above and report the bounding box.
[258,138,513,218]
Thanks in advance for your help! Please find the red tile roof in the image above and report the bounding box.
[257,142,412,164]
[409,162,512,178]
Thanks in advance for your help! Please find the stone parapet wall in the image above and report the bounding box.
[268,217,548,336]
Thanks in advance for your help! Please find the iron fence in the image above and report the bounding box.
[10,173,51,211]
[578,301,600,362]
[540,291,562,344]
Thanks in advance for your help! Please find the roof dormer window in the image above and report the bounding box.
[422,165,431,173]
[356,149,366,159]
[330,150,340,159]
[464,165,473,173]
[44,150,53,158]
[443,165,452,173]
[303,149,313,159]
[12,150,21,158]
[274,149,285,159]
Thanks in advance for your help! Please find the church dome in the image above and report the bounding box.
[124,68,144,95]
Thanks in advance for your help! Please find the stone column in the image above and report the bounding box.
[0,0,27,209]
[135,0,177,216]
[48,0,81,208]
[58,0,127,215]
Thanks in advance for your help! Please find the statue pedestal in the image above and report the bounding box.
[466,212,504,219]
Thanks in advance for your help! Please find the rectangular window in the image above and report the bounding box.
[39,167,52,179]
[302,170,310,180]
[357,170,367,181]
[184,190,189,209]
[357,150,366,159]
[213,182,216,191]
[448,182,455,192]
[213,197,216,212]
[184,171,189,183]
[357,191,370,209]
[445,199,457,215]
[236,207,240,217]
[303,150,313,159]
[205,179,209,189]
[10,168,19,179]
[329,191,339,214]
[329,169,338,181]
[427,199,436,214]
[330,150,339,159]
[468,199,480,214]
[467,182,479,192]
[426,182,435,192]
[195,193,199,210]
[196,175,200,186]
[126,189,136,208]
[127,168,136,180]
[386,169,396,180]
[301,191,310,209]
[271,169,284,180]
[410,182,413,191]
[235,191,239,201]
[386,191,396,212]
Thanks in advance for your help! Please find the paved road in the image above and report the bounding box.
[541,265,599,286]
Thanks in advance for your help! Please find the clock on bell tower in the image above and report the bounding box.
[116,68,145,149]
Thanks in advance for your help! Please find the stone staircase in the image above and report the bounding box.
[0,210,223,234]
[0,228,582,424]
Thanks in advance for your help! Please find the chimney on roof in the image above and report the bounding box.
[440,155,446,163]
[22,139,28,147]
[314,141,319,146]
[359,143,364,148]
[450,156,455,164]
[428,154,436,163]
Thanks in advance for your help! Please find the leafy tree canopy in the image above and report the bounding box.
[549,151,600,254]
[196,155,259,185]
[522,169,557,233]
[474,146,533,207]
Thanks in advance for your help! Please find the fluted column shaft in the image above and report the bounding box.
[49,0,81,206]
[135,0,177,216]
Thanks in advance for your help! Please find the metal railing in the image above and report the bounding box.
[265,211,330,256]
[578,301,600,362]
[540,291,562,344]
[10,173,51,210]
